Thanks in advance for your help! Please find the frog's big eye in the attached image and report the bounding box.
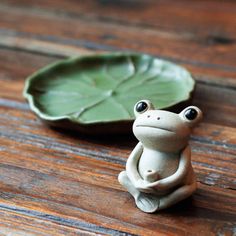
[135,101,148,113]
[184,108,198,120]
[134,100,154,116]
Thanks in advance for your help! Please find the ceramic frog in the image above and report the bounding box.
[118,100,202,213]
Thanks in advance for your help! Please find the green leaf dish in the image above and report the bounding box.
[24,53,195,134]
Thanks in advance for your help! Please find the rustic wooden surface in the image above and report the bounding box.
[0,0,236,235]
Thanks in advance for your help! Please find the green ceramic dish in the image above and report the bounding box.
[24,53,195,134]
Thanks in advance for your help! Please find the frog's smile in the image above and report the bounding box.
[136,125,174,133]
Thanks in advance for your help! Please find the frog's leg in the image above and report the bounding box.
[158,181,197,211]
[118,171,159,213]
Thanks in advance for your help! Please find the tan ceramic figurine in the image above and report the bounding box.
[118,100,202,213]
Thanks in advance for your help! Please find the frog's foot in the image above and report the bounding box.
[135,193,159,213]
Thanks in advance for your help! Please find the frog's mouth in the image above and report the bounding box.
[136,125,174,133]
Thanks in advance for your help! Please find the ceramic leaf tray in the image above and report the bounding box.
[24,53,195,134]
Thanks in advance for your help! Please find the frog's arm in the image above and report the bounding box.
[126,142,143,185]
[148,145,191,190]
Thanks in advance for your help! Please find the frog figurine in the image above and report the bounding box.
[118,100,202,213]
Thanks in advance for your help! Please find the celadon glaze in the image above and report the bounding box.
[23,53,195,134]
[118,100,202,213]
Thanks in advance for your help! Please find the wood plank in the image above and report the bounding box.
[1,106,236,189]
[2,0,236,37]
[0,35,96,58]
[0,106,235,235]
[193,82,236,127]
[0,4,236,89]
[1,32,236,86]
[0,208,96,236]
[0,2,236,77]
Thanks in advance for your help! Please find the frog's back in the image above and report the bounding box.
[138,148,180,180]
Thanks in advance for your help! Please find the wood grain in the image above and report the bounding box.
[0,0,235,235]
[0,2,236,75]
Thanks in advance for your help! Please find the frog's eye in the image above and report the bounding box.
[179,106,202,128]
[134,100,154,116]
[184,108,198,120]
[135,101,148,113]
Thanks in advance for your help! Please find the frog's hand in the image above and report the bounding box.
[148,145,191,190]
[126,142,143,186]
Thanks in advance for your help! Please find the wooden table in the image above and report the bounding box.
[0,1,235,235]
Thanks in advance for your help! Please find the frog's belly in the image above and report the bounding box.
[138,150,179,181]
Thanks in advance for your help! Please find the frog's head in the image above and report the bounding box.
[133,100,202,152]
